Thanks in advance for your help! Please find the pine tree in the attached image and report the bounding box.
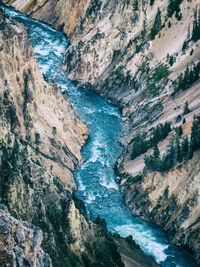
[163,122,171,137]
[182,40,188,52]
[188,146,194,159]
[192,7,200,41]
[183,101,190,115]
[177,73,184,90]
[169,55,174,66]
[153,144,160,159]
[150,8,162,40]
[176,137,183,162]
[189,67,194,84]
[183,65,190,89]
[141,18,147,39]
[150,0,155,6]
[167,0,183,19]
[193,61,200,81]
[174,62,200,95]
[131,133,148,159]
[177,125,183,136]
[190,115,200,151]
[181,136,189,158]
[133,0,139,11]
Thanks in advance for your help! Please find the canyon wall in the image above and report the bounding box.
[0,8,160,267]
[0,11,123,267]
[61,1,200,263]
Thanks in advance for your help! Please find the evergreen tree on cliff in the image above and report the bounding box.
[150,8,162,40]
[190,115,200,151]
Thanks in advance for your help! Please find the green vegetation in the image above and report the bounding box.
[167,54,176,66]
[126,173,143,185]
[86,0,102,17]
[191,7,200,42]
[182,40,188,52]
[94,215,107,229]
[52,126,57,136]
[172,62,200,95]
[103,65,136,93]
[190,114,200,152]
[176,125,183,137]
[150,65,170,81]
[167,0,183,20]
[133,0,139,10]
[183,101,191,115]
[146,64,170,96]
[150,0,155,6]
[35,132,40,145]
[131,121,171,160]
[150,8,162,40]
[145,115,200,172]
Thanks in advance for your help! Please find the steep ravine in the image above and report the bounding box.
[0,8,160,267]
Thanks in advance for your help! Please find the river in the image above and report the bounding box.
[0,4,196,266]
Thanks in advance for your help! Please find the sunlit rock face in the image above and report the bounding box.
[0,9,88,191]
[1,0,88,38]
[0,10,88,266]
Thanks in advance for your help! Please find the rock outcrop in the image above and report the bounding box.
[0,205,52,267]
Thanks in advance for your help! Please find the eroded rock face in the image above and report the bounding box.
[2,0,57,22]
[120,153,200,263]
[0,13,126,267]
[0,206,52,267]
[1,0,88,38]
[0,13,89,191]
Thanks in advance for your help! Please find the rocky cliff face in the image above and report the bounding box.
[119,152,200,263]
[2,0,200,264]
[0,205,52,267]
[0,8,160,267]
[1,0,88,38]
[0,11,125,267]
